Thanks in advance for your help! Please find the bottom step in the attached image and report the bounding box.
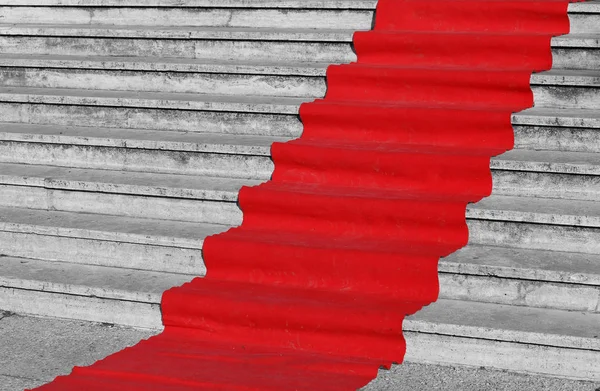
[2,257,598,381]
[0,256,194,329]
[405,299,600,381]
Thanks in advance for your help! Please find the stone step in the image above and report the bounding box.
[491,149,600,200]
[0,25,593,67]
[0,123,277,177]
[1,124,598,200]
[0,162,249,225]
[2,245,598,329]
[0,0,378,7]
[4,57,600,105]
[3,120,598,184]
[1,164,598,256]
[466,195,600,255]
[512,107,600,153]
[0,25,358,63]
[0,54,331,76]
[0,86,305,114]
[531,69,600,110]
[439,244,600,313]
[404,299,600,381]
[0,4,374,30]
[0,55,329,97]
[0,87,306,137]
[551,33,600,69]
[6,256,597,380]
[469,194,600,228]
[0,206,221,274]
[0,255,193,328]
[2,87,600,150]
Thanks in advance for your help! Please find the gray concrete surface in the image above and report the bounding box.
[1,311,598,391]
[0,311,157,391]
[363,363,600,391]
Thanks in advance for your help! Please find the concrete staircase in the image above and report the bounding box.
[0,0,598,382]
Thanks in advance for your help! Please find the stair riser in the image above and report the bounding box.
[551,48,600,70]
[0,287,162,329]
[0,142,274,179]
[468,220,600,255]
[0,67,327,98]
[0,7,373,30]
[0,36,356,63]
[4,69,600,108]
[568,14,600,33]
[0,185,243,225]
[492,170,600,201]
[439,274,600,313]
[0,103,302,137]
[513,125,600,153]
[0,231,205,274]
[405,332,600,381]
[0,171,595,225]
[532,85,600,110]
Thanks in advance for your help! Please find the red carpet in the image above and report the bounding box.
[32,1,574,390]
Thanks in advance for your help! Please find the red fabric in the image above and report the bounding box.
[32,1,574,390]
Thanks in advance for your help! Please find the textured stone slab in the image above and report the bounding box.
[468,194,600,227]
[406,299,600,351]
[441,245,600,286]
[492,149,600,175]
[513,107,600,128]
[0,0,379,9]
[0,162,253,201]
[0,206,221,248]
[0,256,191,303]
[0,24,358,42]
[0,122,282,154]
[0,86,307,114]
[0,54,331,76]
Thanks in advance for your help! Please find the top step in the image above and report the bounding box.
[0,0,379,8]
[0,0,597,11]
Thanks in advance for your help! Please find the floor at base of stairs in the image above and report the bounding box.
[0,312,597,391]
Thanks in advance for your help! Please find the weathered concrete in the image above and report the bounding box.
[1,0,600,382]
[2,312,596,391]
[0,54,331,76]
[0,313,157,390]
[0,67,327,98]
[0,33,356,63]
[468,219,600,254]
[362,362,599,391]
[468,194,600,227]
[0,103,303,137]
[0,8,374,30]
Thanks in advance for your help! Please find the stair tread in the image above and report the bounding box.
[441,244,600,286]
[0,162,258,201]
[0,0,379,9]
[492,148,600,174]
[468,194,600,227]
[0,0,593,12]
[0,86,307,114]
[406,298,600,351]
[0,24,358,42]
[553,33,600,47]
[513,106,600,128]
[0,122,283,155]
[570,0,600,13]
[0,255,194,302]
[3,124,599,173]
[532,69,600,86]
[0,54,331,76]
[0,206,225,248]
